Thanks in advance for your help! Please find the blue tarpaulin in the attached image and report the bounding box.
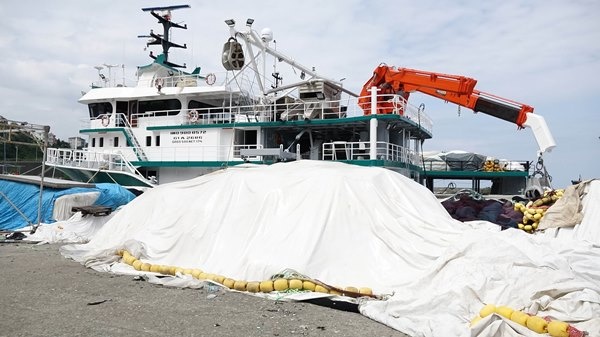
[0,180,135,230]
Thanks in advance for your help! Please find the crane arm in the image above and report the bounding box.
[359,65,556,153]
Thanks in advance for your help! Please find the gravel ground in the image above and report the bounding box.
[0,243,409,337]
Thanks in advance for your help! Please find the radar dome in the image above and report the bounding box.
[260,28,273,42]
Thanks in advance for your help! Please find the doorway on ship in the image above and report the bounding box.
[116,100,139,127]
[234,129,258,159]
[116,101,128,127]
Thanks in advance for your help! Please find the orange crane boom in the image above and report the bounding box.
[358,64,555,154]
[359,65,533,127]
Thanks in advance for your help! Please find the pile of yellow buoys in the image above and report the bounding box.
[482,159,504,172]
[515,189,564,233]
[471,304,582,337]
[118,250,375,298]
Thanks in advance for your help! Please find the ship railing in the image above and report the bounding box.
[352,93,433,134]
[421,159,529,172]
[91,77,137,89]
[322,141,418,165]
[138,71,244,89]
[46,148,146,177]
[121,92,432,132]
[181,106,274,125]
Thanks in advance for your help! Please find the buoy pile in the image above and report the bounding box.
[482,159,503,172]
[471,304,586,337]
[514,189,564,233]
[118,250,375,298]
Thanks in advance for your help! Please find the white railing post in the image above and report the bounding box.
[369,86,379,160]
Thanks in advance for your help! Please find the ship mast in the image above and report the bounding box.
[140,5,190,68]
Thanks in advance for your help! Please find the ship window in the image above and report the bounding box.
[155,135,160,147]
[91,138,96,147]
[235,129,257,145]
[114,137,119,147]
[99,137,104,147]
[188,100,215,110]
[116,101,128,115]
[146,136,152,146]
[138,99,181,116]
[88,102,112,119]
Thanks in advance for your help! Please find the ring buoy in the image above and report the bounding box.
[154,78,164,90]
[187,109,199,123]
[205,73,216,86]
[101,115,110,127]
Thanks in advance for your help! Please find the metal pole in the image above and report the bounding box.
[33,126,50,234]
[369,86,379,160]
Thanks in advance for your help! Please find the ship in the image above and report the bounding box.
[45,5,432,188]
[45,5,554,195]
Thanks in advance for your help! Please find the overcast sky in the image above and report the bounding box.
[0,1,598,187]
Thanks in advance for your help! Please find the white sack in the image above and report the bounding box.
[52,192,100,221]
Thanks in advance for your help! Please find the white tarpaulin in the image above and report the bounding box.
[60,161,600,337]
[26,211,116,244]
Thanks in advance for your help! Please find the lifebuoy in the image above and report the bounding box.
[187,109,199,123]
[101,115,110,127]
[205,73,216,85]
[154,78,164,90]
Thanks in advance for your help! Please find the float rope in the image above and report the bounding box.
[472,304,586,337]
[118,250,379,299]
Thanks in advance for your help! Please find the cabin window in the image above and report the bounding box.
[91,138,96,147]
[88,102,113,119]
[138,99,181,116]
[155,135,161,147]
[188,100,215,110]
[235,129,258,145]
[189,100,219,118]
[113,137,119,147]
[99,137,104,148]
[146,136,152,146]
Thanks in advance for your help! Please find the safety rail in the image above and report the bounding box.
[322,141,419,164]
[421,159,529,172]
[48,144,263,166]
[356,93,433,134]
[85,93,432,135]
[46,148,146,178]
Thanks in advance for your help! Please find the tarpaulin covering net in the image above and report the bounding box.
[59,161,600,337]
[0,180,135,230]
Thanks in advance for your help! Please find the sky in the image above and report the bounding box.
[0,0,598,187]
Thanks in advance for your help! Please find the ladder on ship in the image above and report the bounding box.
[118,115,148,161]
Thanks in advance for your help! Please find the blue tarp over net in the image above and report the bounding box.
[0,180,135,230]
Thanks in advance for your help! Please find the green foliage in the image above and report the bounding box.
[0,132,65,161]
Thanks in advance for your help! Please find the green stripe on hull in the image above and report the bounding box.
[52,167,153,187]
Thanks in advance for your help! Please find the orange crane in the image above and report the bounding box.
[358,64,556,195]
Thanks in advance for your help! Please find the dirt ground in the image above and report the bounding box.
[0,243,409,337]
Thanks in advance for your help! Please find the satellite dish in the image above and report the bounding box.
[260,28,273,43]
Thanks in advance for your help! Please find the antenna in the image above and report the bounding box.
[104,63,119,87]
[140,4,190,68]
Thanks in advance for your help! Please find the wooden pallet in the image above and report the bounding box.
[71,205,113,216]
